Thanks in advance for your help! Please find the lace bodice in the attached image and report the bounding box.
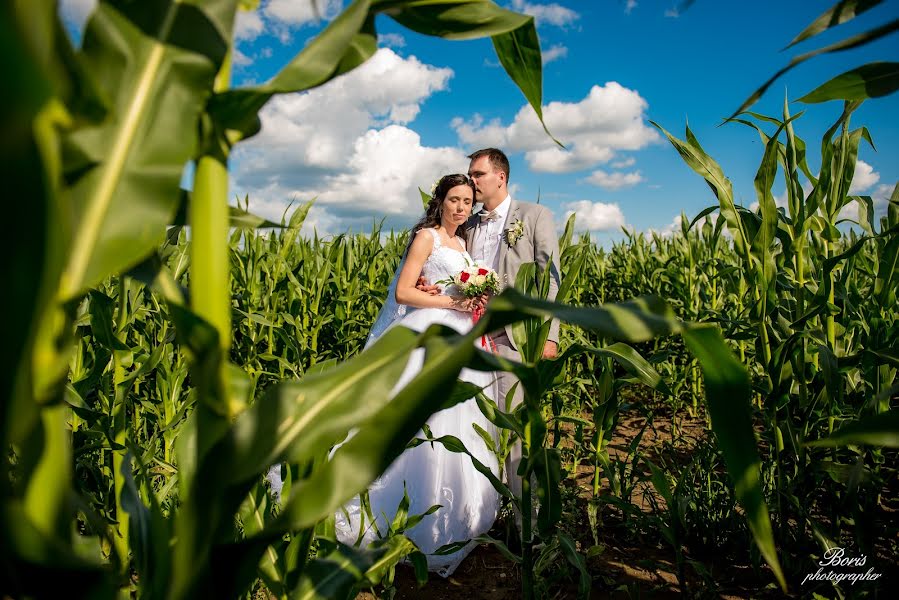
[420,228,473,294]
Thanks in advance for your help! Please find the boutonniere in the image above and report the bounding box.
[503,219,525,247]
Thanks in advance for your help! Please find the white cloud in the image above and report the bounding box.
[583,169,644,190]
[665,7,680,18]
[511,1,580,27]
[233,47,253,66]
[612,157,636,168]
[59,0,97,30]
[235,9,265,41]
[650,214,684,238]
[542,44,568,65]
[625,0,638,14]
[265,0,343,26]
[872,183,895,210]
[753,161,881,216]
[646,213,726,240]
[233,49,465,224]
[379,33,407,48]
[307,126,467,212]
[849,159,880,194]
[452,82,658,173]
[562,200,627,232]
[839,182,894,222]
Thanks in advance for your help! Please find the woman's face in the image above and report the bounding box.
[441,184,474,227]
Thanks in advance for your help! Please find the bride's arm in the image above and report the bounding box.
[396,231,472,311]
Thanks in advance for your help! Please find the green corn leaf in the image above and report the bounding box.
[651,122,750,261]
[475,390,525,438]
[59,0,238,297]
[361,535,418,586]
[557,531,591,599]
[120,450,171,600]
[472,534,522,563]
[799,62,899,103]
[291,543,380,600]
[806,409,899,447]
[533,448,562,537]
[874,232,899,306]
[785,0,884,49]
[733,17,899,117]
[211,325,422,487]
[407,434,515,502]
[289,198,316,230]
[492,19,560,146]
[486,288,683,344]
[682,324,786,592]
[578,342,673,396]
[214,323,484,577]
[646,459,673,505]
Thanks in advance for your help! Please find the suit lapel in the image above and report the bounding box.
[497,199,519,277]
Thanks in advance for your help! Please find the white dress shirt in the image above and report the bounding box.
[471,195,511,270]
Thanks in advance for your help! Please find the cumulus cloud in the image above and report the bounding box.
[452,82,658,173]
[233,47,253,66]
[265,0,343,26]
[650,214,685,238]
[510,0,579,27]
[612,157,636,168]
[744,161,890,225]
[59,0,97,30]
[839,182,894,222]
[849,159,880,194]
[379,33,407,48]
[646,212,726,241]
[563,200,627,232]
[542,44,568,65]
[235,9,265,41]
[583,169,644,190]
[871,183,895,210]
[232,49,467,226]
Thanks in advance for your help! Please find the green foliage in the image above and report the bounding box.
[4,1,897,598]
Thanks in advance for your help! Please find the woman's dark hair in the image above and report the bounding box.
[409,173,475,241]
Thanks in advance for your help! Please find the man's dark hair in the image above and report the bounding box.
[468,148,510,183]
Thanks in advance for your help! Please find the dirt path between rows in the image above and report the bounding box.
[356,409,712,599]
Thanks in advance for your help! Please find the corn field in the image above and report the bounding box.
[3,1,897,599]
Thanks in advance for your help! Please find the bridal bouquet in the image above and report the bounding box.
[451,264,501,297]
[439,264,501,350]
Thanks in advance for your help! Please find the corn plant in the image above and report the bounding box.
[1,0,556,596]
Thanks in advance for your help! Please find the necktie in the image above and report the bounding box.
[479,210,499,222]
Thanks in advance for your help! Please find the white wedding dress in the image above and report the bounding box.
[334,227,501,577]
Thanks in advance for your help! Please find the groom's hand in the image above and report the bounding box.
[472,293,490,311]
[542,341,558,360]
[416,277,440,295]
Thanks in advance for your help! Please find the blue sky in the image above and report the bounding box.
[61,0,898,244]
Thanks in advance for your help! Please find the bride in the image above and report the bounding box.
[333,173,501,577]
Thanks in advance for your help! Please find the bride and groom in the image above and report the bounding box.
[333,148,562,576]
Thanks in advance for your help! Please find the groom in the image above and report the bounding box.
[466,147,561,518]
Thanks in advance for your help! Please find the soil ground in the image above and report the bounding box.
[355,409,711,599]
[354,407,898,599]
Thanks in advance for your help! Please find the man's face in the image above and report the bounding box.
[468,156,504,204]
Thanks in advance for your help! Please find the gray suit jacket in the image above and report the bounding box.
[466,198,561,349]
